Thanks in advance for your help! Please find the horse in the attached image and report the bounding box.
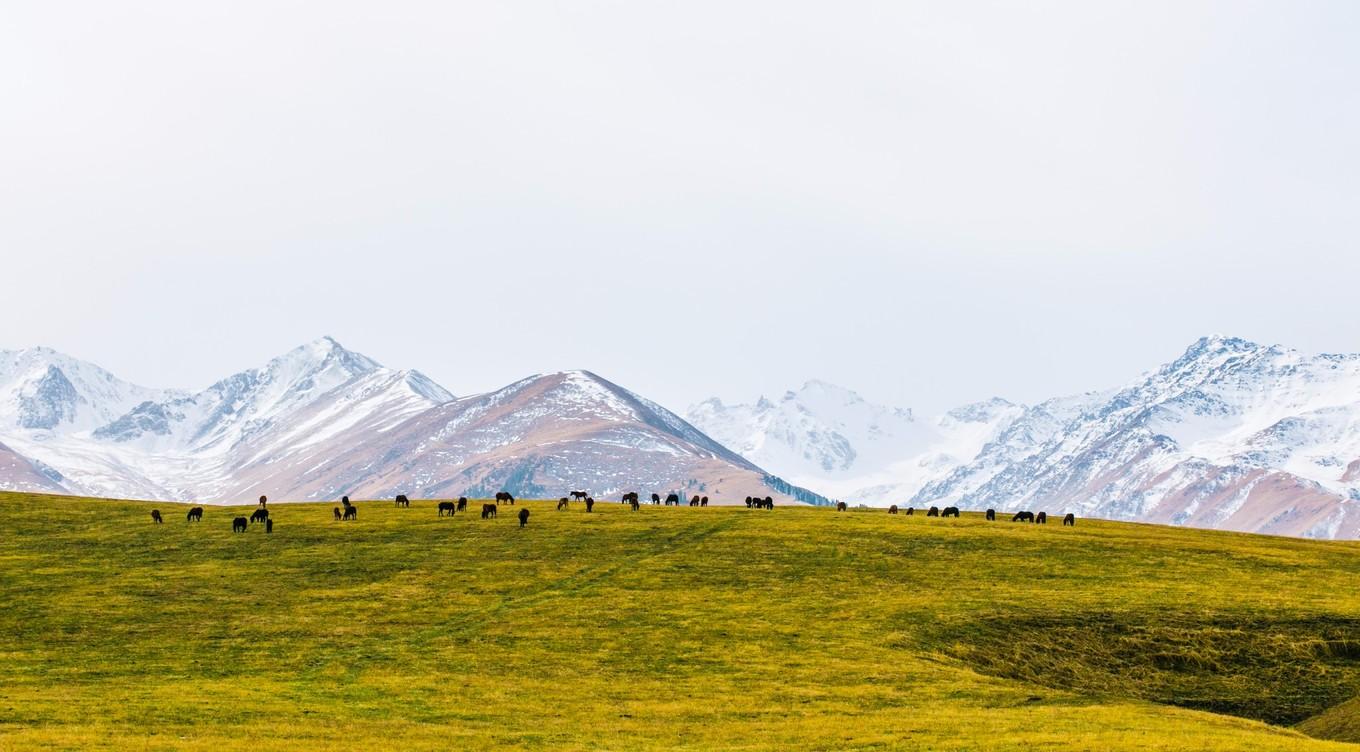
[342,496,351,507]
[457,497,468,512]
[333,507,342,521]
[889,505,898,515]
[496,492,515,505]
[232,516,248,533]
[585,497,595,513]
[926,506,940,517]
[150,510,163,524]
[342,506,357,521]
[621,492,638,505]
[690,495,700,507]
[395,494,410,507]
[665,493,680,506]
[1036,511,1048,524]
[651,493,661,505]
[630,497,641,511]
[1012,511,1034,523]
[186,506,203,522]
[482,503,498,519]
[570,491,588,501]
[745,496,754,508]
[250,508,269,524]
[438,501,456,517]
[985,508,996,521]
[1063,513,1075,526]
[701,496,709,507]
[557,497,569,511]
[762,497,774,510]
[518,508,530,527]
[941,506,960,518]
[259,495,268,508]
[836,501,847,512]
[905,507,914,516]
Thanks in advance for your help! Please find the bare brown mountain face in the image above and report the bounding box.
[0,440,65,493]
[237,370,819,505]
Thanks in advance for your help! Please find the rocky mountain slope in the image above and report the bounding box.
[0,340,819,505]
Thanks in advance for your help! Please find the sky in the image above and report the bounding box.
[2,1,1359,415]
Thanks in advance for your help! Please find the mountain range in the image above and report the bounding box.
[687,336,1360,539]
[0,338,820,506]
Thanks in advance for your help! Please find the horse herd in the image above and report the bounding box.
[875,502,1075,526]
[149,491,1076,532]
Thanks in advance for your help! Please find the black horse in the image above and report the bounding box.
[150,509,163,524]
[1012,511,1034,523]
[343,506,357,521]
[570,491,588,501]
[836,501,847,512]
[518,508,530,527]
[496,492,515,505]
[1036,511,1048,524]
[651,493,661,505]
[665,493,680,506]
[232,516,248,533]
[250,508,269,524]
[482,503,498,519]
[266,519,273,534]
[395,494,410,507]
[1063,513,1075,526]
[457,497,468,512]
[438,501,456,517]
[762,496,774,510]
[905,507,914,516]
[700,496,709,507]
[926,506,940,517]
[186,506,203,522]
[630,497,641,511]
[690,495,700,507]
[889,505,898,515]
[985,508,996,521]
[259,495,268,508]
[333,507,342,521]
[941,506,960,518]
[585,497,595,513]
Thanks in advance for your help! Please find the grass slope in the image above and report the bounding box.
[2,491,1360,750]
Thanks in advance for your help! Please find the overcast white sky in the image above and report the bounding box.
[2,1,1358,414]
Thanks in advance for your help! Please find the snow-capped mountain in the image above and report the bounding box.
[687,382,1023,503]
[919,336,1360,538]
[0,340,822,505]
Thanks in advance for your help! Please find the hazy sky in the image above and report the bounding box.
[3,1,1358,415]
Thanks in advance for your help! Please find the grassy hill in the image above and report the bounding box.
[3,491,1360,750]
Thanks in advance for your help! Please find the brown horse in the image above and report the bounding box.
[438,501,456,517]
[836,501,847,512]
[186,506,203,522]
[888,505,898,514]
[482,503,498,519]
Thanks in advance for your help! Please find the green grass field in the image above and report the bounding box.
[4,491,1360,750]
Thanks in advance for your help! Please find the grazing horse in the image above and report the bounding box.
[232,516,248,533]
[186,506,203,522]
[333,507,342,521]
[985,508,996,521]
[761,496,774,510]
[905,507,914,516]
[570,491,588,501]
[342,506,357,521]
[651,493,661,505]
[395,494,410,507]
[836,501,847,512]
[250,508,269,524]
[630,497,641,511]
[941,506,960,518]
[690,495,700,507]
[926,506,940,517]
[259,495,268,508]
[518,508,530,527]
[266,519,273,534]
[457,497,468,512]
[1063,513,1075,526]
[701,496,709,507]
[1036,511,1048,524]
[665,493,680,506]
[438,501,456,517]
[744,496,754,508]
[1012,511,1034,523]
[889,505,898,515]
[482,503,498,519]
[496,492,515,505]
[621,492,638,505]
[585,497,595,513]
[150,509,163,524]
[557,497,569,511]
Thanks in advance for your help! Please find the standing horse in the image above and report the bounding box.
[186,506,203,522]
[150,510,163,524]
